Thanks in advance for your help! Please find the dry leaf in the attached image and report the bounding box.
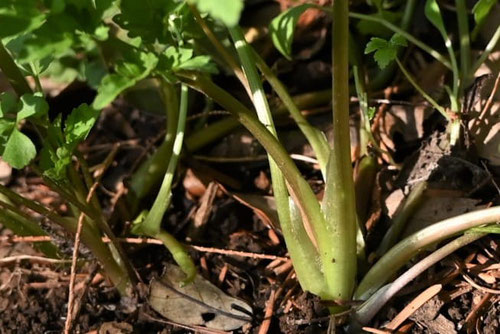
[149,266,252,331]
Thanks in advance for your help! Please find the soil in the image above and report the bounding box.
[1,1,500,334]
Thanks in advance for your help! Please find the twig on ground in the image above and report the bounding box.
[258,289,276,334]
[0,255,71,265]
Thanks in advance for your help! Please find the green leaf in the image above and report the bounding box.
[93,74,134,109]
[175,55,218,74]
[0,92,17,117]
[365,34,407,69]
[269,4,314,60]
[64,103,100,144]
[2,128,36,168]
[113,0,178,43]
[16,93,49,121]
[17,14,76,63]
[93,51,158,109]
[424,0,448,40]
[472,0,497,25]
[189,0,243,27]
[0,0,46,38]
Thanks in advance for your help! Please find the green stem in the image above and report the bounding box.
[355,206,500,300]
[455,0,471,92]
[0,41,32,96]
[348,12,452,70]
[471,25,500,76]
[253,51,330,176]
[396,58,450,120]
[188,4,250,95]
[376,181,427,256]
[180,73,330,291]
[138,84,196,282]
[324,0,357,305]
[140,84,187,235]
[185,89,332,152]
[228,26,325,295]
[128,82,178,202]
[354,232,484,327]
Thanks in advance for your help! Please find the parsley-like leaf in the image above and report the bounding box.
[365,34,407,69]
[17,93,49,121]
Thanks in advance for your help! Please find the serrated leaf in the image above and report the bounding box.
[3,128,36,169]
[175,55,218,74]
[93,51,158,109]
[17,14,76,63]
[113,0,178,43]
[269,4,314,60]
[93,74,133,109]
[472,0,497,25]
[0,0,46,38]
[365,37,388,54]
[17,93,49,121]
[365,34,406,69]
[425,0,448,40]
[189,0,243,27]
[64,104,100,144]
[390,33,407,47]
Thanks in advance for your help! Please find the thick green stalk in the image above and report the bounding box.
[0,41,32,96]
[140,85,187,235]
[325,0,357,304]
[355,206,500,300]
[228,26,325,295]
[180,73,331,293]
[137,84,196,282]
[253,52,330,176]
[185,89,332,152]
[129,82,178,201]
[455,0,470,91]
[348,12,452,70]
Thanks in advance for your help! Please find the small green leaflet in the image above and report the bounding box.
[93,50,158,109]
[2,129,36,169]
[0,92,49,169]
[189,0,243,27]
[17,93,49,121]
[472,0,497,25]
[269,4,314,60]
[161,46,218,75]
[41,104,100,180]
[0,0,46,38]
[64,103,100,144]
[365,34,407,69]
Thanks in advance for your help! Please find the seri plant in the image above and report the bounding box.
[0,1,499,328]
